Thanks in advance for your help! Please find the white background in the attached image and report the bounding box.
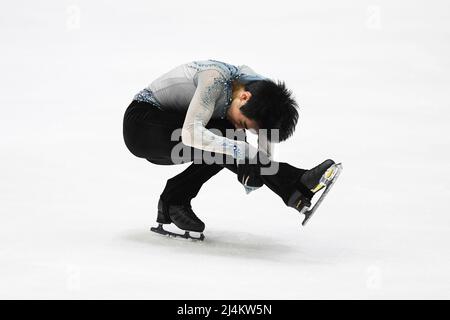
[1,0,449,299]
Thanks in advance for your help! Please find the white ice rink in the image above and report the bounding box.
[1,0,449,299]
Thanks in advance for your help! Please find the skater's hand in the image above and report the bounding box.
[236,151,268,193]
[237,162,263,189]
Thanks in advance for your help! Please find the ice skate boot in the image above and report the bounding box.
[151,198,205,241]
[287,159,343,226]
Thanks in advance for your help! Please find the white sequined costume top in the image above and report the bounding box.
[134,59,273,161]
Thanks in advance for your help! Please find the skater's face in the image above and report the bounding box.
[228,86,260,133]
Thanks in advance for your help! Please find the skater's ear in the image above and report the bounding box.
[239,90,252,102]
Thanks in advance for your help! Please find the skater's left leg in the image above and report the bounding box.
[156,135,315,208]
[159,163,224,204]
[257,161,311,205]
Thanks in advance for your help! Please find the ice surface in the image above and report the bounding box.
[0,0,449,299]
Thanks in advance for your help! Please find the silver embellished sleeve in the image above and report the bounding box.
[181,69,251,161]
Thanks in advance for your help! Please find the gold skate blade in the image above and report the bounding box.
[302,163,343,226]
[310,163,340,193]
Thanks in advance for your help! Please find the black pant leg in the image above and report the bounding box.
[123,100,187,162]
[259,162,307,205]
[160,163,224,204]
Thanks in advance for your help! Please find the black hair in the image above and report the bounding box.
[239,79,299,142]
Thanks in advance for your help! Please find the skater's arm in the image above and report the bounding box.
[181,69,256,161]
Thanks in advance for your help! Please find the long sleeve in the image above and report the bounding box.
[181,69,253,161]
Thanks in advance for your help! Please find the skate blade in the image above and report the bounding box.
[150,224,205,241]
[310,162,340,193]
[302,163,343,226]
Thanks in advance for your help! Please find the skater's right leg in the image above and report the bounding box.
[123,100,234,237]
[123,101,207,237]
[156,163,222,233]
